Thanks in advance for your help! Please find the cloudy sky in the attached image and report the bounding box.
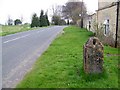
[0,0,98,24]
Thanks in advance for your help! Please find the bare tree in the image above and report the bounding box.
[50,4,63,24]
[7,16,13,25]
[51,4,62,17]
[62,0,87,24]
[20,15,23,24]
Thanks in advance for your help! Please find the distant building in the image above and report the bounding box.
[85,13,97,33]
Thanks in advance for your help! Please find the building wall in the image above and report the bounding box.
[83,16,88,29]
[85,14,97,33]
[86,16,91,31]
[85,0,120,47]
[98,0,116,9]
[118,3,120,46]
[97,5,117,39]
[90,13,97,33]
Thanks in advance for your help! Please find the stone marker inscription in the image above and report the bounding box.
[83,37,104,73]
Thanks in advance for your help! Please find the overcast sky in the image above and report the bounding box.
[0,0,98,24]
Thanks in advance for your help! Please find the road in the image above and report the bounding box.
[2,26,66,88]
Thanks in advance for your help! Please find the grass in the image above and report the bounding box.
[16,26,119,88]
[0,24,47,36]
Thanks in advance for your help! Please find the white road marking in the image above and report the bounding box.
[3,34,30,44]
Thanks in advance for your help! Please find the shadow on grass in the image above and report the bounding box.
[77,67,108,82]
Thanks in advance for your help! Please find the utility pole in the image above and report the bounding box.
[81,0,83,28]
[115,0,119,48]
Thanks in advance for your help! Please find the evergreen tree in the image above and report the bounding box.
[45,12,50,26]
[39,10,44,27]
[42,15,48,26]
[31,13,39,28]
[39,10,48,27]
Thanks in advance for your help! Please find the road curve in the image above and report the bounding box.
[2,26,66,88]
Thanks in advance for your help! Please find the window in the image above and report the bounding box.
[103,19,109,35]
[89,21,91,31]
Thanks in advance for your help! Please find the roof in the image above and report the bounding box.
[97,1,120,11]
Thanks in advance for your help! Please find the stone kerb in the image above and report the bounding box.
[83,37,104,73]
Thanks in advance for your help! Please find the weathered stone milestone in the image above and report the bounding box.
[83,37,104,73]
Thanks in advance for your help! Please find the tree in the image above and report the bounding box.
[67,19,70,25]
[59,19,66,25]
[14,19,22,25]
[39,10,48,27]
[62,0,87,25]
[51,5,65,25]
[7,16,13,25]
[51,5,62,17]
[31,13,39,28]
[20,15,23,25]
[52,15,66,25]
[52,15,61,25]
[42,15,48,26]
[45,12,50,26]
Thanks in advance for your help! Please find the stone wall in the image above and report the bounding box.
[98,0,116,9]
[84,1,120,47]
[84,13,97,33]
[90,13,97,33]
[97,5,117,39]
[96,5,118,47]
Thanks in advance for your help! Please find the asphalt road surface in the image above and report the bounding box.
[2,26,66,88]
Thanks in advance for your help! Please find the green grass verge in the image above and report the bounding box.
[0,25,48,36]
[16,26,118,88]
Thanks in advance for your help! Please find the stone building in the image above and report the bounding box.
[85,13,97,33]
[96,0,120,47]
[118,2,120,46]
